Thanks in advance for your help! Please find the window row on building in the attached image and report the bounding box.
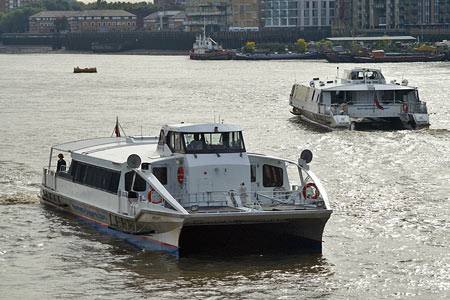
[28,10,138,33]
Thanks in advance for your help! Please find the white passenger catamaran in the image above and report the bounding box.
[40,122,331,256]
[289,68,430,130]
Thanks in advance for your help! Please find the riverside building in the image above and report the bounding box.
[184,0,260,32]
[143,11,186,31]
[29,10,137,33]
[260,0,335,29]
[333,0,450,35]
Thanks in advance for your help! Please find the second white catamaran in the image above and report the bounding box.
[289,68,430,130]
[40,123,332,257]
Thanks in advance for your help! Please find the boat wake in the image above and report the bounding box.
[0,193,39,205]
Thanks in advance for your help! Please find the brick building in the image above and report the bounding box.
[29,10,137,33]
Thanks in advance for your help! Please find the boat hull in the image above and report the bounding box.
[40,187,183,256]
[189,50,233,60]
[235,52,319,60]
[179,218,330,256]
[40,186,331,257]
[291,107,429,130]
[354,54,446,63]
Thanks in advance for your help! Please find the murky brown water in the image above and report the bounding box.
[0,54,449,299]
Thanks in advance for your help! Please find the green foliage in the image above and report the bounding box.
[0,7,43,33]
[0,13,4,34]
[54,16,68,32]
[375,38,392,51]
[0,0,160,33]
[296,38,307,53]
[244,41,256,53]
[351,42,361,54]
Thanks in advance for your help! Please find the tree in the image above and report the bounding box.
[296,38,307,53]
[54,16,68,32]
[41,0,70,11]
[244,41,256,53]
[0,7,42,33]
[0,13,4,34]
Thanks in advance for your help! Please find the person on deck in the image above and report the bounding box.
[57,153,66,173]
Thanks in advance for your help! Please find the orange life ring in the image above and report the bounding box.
[302,182,320,199]
[177,166,184,184]
[148,188,163,204]
[402,102,408,112]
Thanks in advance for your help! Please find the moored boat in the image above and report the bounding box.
[189,32,233,60]
[234,51,319,60]
[354,50,446,63]
[289,68,430,130]
[40,122,332,257]
[74,67,97,73]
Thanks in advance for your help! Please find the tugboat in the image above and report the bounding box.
[189,28,233,60]
[289,68,430,130]
[40,122,332,257]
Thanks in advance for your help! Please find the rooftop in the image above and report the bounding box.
[144,10,185,20]
[327,36,417,42]
[30,10,136,19]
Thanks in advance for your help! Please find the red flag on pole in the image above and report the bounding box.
[374,91,384,110]
[115,117,121,137]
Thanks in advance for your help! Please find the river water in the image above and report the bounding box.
[0,54,449,299]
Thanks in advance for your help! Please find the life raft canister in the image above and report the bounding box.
[402,102,408,112]
[302,182,320,199]
[148,188,163,204]
[177,166,184,184]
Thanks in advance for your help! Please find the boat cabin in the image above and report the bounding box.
[341,68,386,84]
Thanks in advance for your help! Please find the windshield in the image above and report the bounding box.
[183,131,245,153]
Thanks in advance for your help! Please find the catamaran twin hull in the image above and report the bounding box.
[289,68,430,130]
[40,187,331,256]
[40,123,332,257]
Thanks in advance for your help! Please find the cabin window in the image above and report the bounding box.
[183,131,245,154]
[74,162,86,183]
[158,130,165,146]
[71,160,120,193]
[250,165,256,182]
[174,133,183,152]
[133,174,147,192]
[262,164,283,187]
[125,171,146,192]
[124,171,134,191]
[153,167,167,185]
[167,132,184,153]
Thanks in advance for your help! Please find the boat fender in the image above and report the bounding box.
[302,182,320,199]
[402,102,408,112]
[148,188,163,204]
[177,166,184,184]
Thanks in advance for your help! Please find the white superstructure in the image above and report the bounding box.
[289,68,430,130]
[40,123,332,256]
